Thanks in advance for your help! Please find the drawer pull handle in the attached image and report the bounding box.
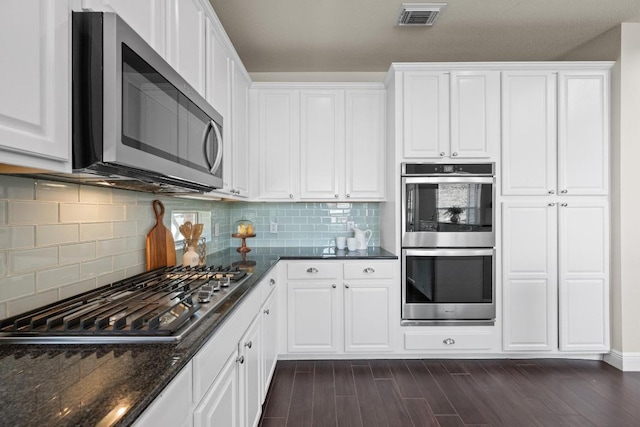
[363,267,375,273]
[237,355,245,364]
[245,341,252,349]
[269,278,276,286]
[443,338,455,345]
[307,267,318,273]
[264,309,270,315]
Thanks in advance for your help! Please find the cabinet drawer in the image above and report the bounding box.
[404,331,494,351]
[287,262,339,279]
[343,261,395,280]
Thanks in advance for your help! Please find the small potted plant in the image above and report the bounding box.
[444,206,464,224]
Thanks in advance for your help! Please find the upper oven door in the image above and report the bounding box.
[402,176,495,247]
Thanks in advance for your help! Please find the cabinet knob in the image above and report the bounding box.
[345,284,350,289]
[443,338,455,345]
[289,194,294,198]
[237,355,245,364]
[245,341,252,349]
[548,203,555,207]
[561,203,568,207]
[561,189,568,194]
[439,152,445,157]
[452,152,458,157]
[363,267,375,273]
[306,267,318,273]
[346,194,351,198]
[335,194,339,198]
[269,278,276,286]
[548,190,555,194]
[264,308,270,315]
[332,284,337,288]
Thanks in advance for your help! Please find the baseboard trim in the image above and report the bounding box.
[604,350,640,371]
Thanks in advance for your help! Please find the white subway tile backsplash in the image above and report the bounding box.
[9,247,58,273]
[0,201,6,225]
[35,180,79,202]
[59,278,96,300]
[37,264,80,291]
[80,257,113,279]
[79,185,112,203]
[125,264,145,278]
[96,270,125,287]
[0,252,6,277]
[113,251,144,270]
[59,242,96,264]
[97,205,126,222]
[9,201,58,224]
[113,221,137,237]
[37,224,79,246]
[96,238,127,257]
[7,289,57,317]
[60,203,99,223]
[0,273,36,301]
[79,223,113,241]
[124,236,145,251]
[0,302,5,318]
[0,176,35,200]
[0,226,35,250]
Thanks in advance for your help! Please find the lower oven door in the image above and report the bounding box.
[402,248,495,325]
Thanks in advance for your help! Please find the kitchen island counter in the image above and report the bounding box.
[0,247,396,426]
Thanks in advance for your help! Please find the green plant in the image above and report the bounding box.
[444,206,464,223]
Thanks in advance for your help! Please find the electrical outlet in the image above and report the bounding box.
[214,223,220,237]
[347,221,355,230]
[270,221,278,233]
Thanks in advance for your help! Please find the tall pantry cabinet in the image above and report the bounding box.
[501,66,611,353]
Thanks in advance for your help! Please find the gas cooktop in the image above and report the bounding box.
[0,265,252,344]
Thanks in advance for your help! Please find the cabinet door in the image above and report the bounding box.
[502,201,558,351]
[193,351,239,427]
[287,282,340,353]
[261,290,278,400]
[343,281,393,352]
[345,89,386,200]
[87,0,166,57]
[0,0,70,171]
[300,90,345,200]
[239,315,262,427]
[257,90,300,200]
[502,72,557,195]
[205,18,230,119]
[231,61,250,197]
[450,70,500,159]
[135,363,193,427]
[166,0,206,96]
[558,199,609,352]
[558,71,609,195]
[402,71,449,158]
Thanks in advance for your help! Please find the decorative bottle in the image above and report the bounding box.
[182,245,199,267]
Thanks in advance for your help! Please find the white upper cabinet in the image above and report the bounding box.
[502,69,609,196]
[255,89,301,200]
[254,85,386,201]
[205,16,230,119]
[402,70,500,160]
[166,0,206,96]
[502,71,557,195]
[0,0,71,172]
[558,71,609,195]
[300,90,345,200]
[85,0,166,57]
[229,61,251,197]
[345,89,386,200]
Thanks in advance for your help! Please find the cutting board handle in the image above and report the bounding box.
[153,200,165,221]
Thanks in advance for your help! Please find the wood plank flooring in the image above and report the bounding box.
[259,359,640,427]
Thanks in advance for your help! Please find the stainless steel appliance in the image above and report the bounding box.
[0,265,250,344]
[56,12,223,193]
[402,163,494,248]
[401,163,496,325]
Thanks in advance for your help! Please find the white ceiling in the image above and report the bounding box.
[208,0,640,73]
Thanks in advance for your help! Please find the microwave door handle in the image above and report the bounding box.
[202,121,214,171]
[210,121,223,174]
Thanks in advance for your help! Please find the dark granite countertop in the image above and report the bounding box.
[0,247,396,427]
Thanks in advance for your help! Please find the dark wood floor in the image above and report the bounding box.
[258,358,640,427]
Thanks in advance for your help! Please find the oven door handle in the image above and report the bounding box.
[403,248,494,257]
[403,176,494,184]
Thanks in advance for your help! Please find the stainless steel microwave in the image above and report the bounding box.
[70,12,223,193]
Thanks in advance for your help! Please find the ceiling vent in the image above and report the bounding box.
[397,3,447,26]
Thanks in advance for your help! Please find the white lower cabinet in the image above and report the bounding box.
[502,198,609,353]
[194,351,239,427]
[285,260,395,355]
[238,315,262,427]
[261,289,278,397]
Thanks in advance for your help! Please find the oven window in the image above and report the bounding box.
[405,255,492,303]
[405,182,492,232]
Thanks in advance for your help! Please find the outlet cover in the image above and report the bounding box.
[270,221,278,233]
[214,223,220,237]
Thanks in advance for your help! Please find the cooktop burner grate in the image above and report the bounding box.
[0,265,251,343]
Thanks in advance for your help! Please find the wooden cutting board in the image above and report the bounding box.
[146,200,176,270]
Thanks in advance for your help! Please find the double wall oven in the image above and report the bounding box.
[401,163,496,325]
